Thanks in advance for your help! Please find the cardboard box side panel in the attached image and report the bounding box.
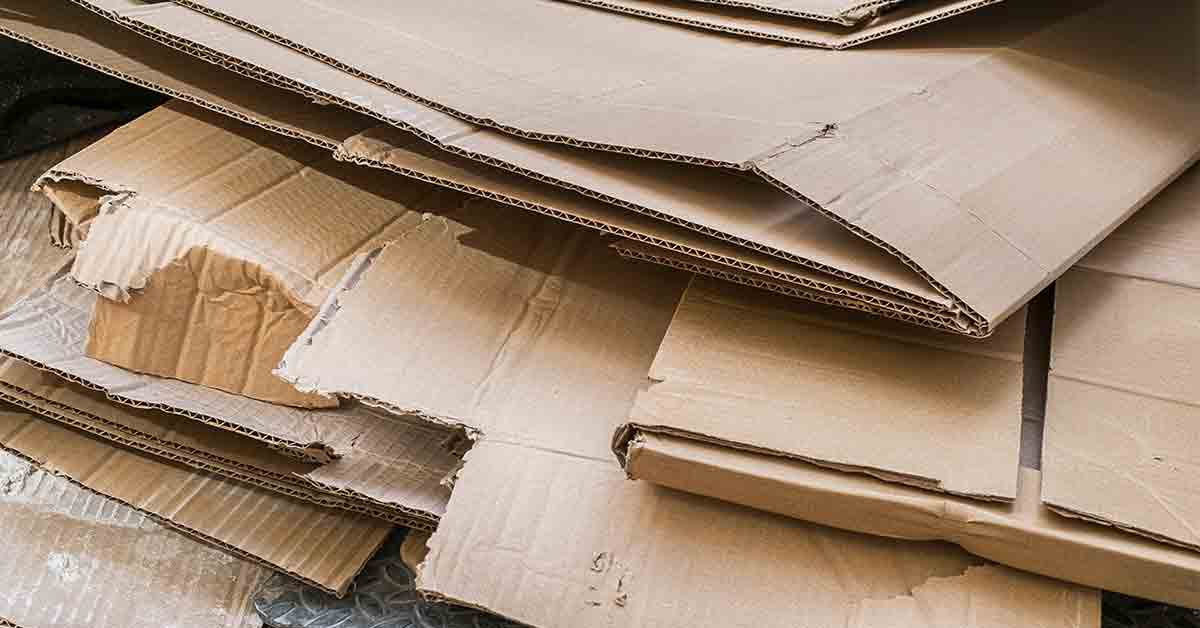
[632,277,1023,499]
[0,410,392,596]
[422,440,1098,628]
[0,444,267,628]
[625,433,1200,608]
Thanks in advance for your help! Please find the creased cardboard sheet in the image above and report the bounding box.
[626,277,1027,500]
[1045,164,1200,552]
[559,0,1003,48]
[0,440,266,628]
[0,406,390,596]
[0,278,457,528]
[125,0,1200,334]
[278,199,1098,627]
[48,0,965,335]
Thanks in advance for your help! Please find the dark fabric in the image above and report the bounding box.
[0,38,165,161]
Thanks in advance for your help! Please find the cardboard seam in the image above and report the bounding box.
[1048,371,1200,411]
[106,2,951,316]
[0,441,370,598]
[1046,503,1200,555]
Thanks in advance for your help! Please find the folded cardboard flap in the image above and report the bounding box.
[146,0,1200,334]
[0,406,392,596]
[1044,163,1200,553]
[0,278,458,528]
[0,442,267,628]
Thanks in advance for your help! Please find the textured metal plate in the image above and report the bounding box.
[254,531,520,628]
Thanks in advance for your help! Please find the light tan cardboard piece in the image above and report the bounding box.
[115,0,1200,335]
[0,277,459,530]
[0,438,267,628]
[0,404,391,596]
[613,275,1200,606]
[1045,164,1200,552]
[276,197,1099,627]
[559,0,1003,48]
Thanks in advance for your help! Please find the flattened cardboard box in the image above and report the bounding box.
[0,277,458,530]
[93,0,1200,335]
[274,195,1099,627]
[1046,164,1200,552]
[611,167,1200,607]
[0,441,266,628]
[0,405,391,596]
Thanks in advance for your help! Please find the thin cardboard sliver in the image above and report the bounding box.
[158,0,1200,332]
[0,443,267,628]
[1044,164,1200,552]
[0,407,392,596]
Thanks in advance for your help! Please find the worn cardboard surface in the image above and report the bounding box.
[560,0,1003,48]
[0,440,267,628]
[145,0,1200,334]
[0,405,391,596]
[1045,164,1200,552]
[625,276,1027,500]
[0,278,458,528]
[275,198,1098,626]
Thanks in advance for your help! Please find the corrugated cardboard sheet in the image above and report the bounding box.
[1046,164,1200,552]
[0,439,266,628]
[0,405,390,596]
[0,277,457,530]
[274,196,1099,627]
[94,0,1200,336]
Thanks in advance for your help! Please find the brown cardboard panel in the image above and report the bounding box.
[626,276,1026,500]
[0,278,458,526]
[639,0,913,25]
[0,407,391,596]
[420,440,1099,628]
[150,0,1200,332]
[626,432,1200,608]
[62,0,964,331]
[0,442,266,628]
[1044,164,1200,552]
[560,0,1002,48]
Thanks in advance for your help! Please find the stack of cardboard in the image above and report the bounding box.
[0,0,1196,626]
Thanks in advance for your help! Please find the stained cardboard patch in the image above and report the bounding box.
[0,442,267,628]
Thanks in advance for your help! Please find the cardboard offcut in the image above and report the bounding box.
[0,405,391,596]
[119,0,1200,335]
[0,439,266,628]
[1045,163,1200,553]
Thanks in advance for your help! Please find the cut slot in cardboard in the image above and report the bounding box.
[0,405,391,596]
[1045,163,1200,553]
[274,195,1100,628]
[0,440,266,628]
[97,0,1200,335]
[0,277,458,530]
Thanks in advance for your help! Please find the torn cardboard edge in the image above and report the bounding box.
[0,408,392,597]
[0,278,457,527]
[0,447,267,628]
[624,432,1200,609]
[560,0,1004,49]
[63,0,998,336]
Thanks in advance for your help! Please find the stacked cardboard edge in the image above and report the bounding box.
[0,0,1197,627]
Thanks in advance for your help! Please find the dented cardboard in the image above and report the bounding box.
[0,441,266,628]
[1045,164,1200,552]
[0,406,391,596]
[114,0,1200,334]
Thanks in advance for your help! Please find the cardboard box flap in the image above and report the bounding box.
[419,440,1100,628]
[279,205,690,459]
[62,0,972,332]
[0,443,266,628]
[626,276,1025,500]
[0,407,391,596]
[560,0,1003,49]
[1045,164,1200,552]
[625,432,1200,609]
[0,278,458,523]
[161,0,1200,332]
